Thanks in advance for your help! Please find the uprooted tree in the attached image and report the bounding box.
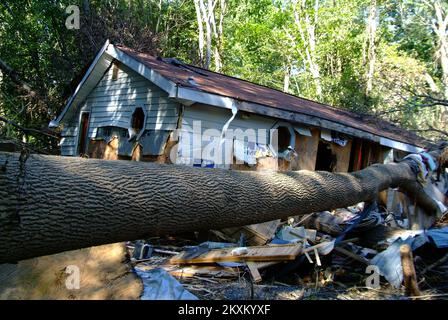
[0,145,446,264]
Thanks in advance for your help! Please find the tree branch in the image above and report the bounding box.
[0,116,58,139]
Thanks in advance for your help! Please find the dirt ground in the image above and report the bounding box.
[0,242,142,300]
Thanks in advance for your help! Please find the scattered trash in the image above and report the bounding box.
[128,175,448,300]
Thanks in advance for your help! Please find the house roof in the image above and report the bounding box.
[52,41,430,152]
[115,45,429,149]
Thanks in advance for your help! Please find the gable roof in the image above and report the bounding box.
[52,41,429,152]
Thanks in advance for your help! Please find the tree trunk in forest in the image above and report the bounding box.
[0,149,444,263]
[214,0,226,72]
[293,0,322,98]
[433,0,448,100]
[283,62,291,93]
[365,0,377,95]
[194,0,205,67]
[199,0,214,69]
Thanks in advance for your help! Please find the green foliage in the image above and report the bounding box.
[0,0,446,150]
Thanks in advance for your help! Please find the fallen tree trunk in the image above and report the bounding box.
[0,149,444,263]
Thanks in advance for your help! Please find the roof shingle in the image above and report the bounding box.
[116,45,429,148]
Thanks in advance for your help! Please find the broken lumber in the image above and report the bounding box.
[0,146,445,263]
[246,261,262,283]
[400,244,421,297]
[169,243,303,264]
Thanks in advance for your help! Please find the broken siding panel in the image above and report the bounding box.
[178,104,277,167]
[140,130,171,156]
[181,104,276,145]
[60,136,77,156]
[330,139,353,172]
[294,128,320,171]
[61,126,79,137]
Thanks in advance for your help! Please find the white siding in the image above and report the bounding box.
[178,103,277,166]
[181,103,277,144]
[60,63,180,156]
[86,64,179,138]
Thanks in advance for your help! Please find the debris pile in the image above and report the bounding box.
[128,194,448,300]
[128,149,448,300]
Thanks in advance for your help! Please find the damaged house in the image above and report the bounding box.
[50,40,428,173]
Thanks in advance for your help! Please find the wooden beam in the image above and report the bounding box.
[246,261,262,283]
[169,243,303,264]
[295,128,320,171]
[330,139,353,172]
[400,244,421,297]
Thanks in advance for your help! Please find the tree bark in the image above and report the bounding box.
[0,150,443,263]
[199,0,214,69]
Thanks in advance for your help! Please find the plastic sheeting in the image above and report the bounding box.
[371,227,448,288]
[371,235,428,288]
[134,267,198,300]
[427,226,448,248]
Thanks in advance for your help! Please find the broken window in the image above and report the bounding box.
[96,126,128,140]
[277,126,292,153]
[130,107,145,138]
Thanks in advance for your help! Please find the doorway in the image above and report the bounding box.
[78,112,90,156]
[315,140,336,171]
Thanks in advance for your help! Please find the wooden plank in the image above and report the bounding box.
[246,261,262,283]
[244,220,281,241]
[294,128,320,171]
[249,261,280,269]
[330,139,352,172]
[220,220,281,246]
[169,243,303,265]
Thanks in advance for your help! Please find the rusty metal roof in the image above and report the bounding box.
[116,45,428,148]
